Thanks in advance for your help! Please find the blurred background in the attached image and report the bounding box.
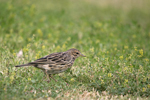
[87,0,150,10]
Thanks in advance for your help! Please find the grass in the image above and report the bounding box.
[0,0,150,99]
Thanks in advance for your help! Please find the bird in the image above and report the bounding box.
[15,48,86,83]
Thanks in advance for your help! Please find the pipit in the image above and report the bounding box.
[15,48,86,83]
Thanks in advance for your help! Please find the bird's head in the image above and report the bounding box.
[67,48,86,58]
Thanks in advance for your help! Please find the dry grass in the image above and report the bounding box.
[45,89,149,100]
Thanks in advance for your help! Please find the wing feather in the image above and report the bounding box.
[29,52,70,65]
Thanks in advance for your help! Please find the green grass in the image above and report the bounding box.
[0,0,150,99]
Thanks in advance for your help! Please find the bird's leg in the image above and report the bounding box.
[49,75,57,82]
[44,70,51,83]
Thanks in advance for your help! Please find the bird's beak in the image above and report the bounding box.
[80,54,86,57]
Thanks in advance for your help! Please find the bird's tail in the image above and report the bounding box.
[15,63,32,67]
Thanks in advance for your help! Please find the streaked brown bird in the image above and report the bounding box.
[15,48,86,82]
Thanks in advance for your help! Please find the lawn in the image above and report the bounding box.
[0,0,150,99]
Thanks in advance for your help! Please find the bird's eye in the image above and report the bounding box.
[76,52,79,54]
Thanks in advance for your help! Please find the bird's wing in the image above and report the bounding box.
[29,52,71,65]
